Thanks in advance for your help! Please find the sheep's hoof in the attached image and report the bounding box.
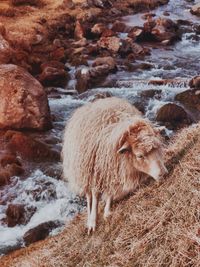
[87,226,96,235]
[104,210,112,221]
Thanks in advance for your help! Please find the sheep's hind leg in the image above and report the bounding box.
[87,190,98,234]
[104,195,112,220]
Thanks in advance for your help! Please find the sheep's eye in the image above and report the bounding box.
[136,154,144,160]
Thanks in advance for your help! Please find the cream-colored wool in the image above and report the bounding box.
[62,97,162,200]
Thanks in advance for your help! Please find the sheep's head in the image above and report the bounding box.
[117,120,167,181]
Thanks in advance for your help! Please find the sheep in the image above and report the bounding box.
[62,97,167,233]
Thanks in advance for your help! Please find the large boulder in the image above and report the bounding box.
[0,64,51,130]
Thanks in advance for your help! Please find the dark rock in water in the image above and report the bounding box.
[156,103,192,128]
[23,220,63,246]
[90,92,113,102]
[92,56,117,71]
[75,64,115,93]
[175,89,200,121]
[79,90,112,101]
[38,66,69,87]
[5,131,60,162]
[144,17,180,44]
[0,64,51,130]
[189,76,200,89]
[5,204,36,227]
[0,152,24,186]
[140,89,162,99]
[128,26,144,41]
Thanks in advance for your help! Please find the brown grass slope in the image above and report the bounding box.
[1,123,200,267]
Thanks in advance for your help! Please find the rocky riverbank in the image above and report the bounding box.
[0,0,200,258]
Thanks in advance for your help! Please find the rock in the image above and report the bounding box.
[38,66,69,87]
[73,38,87,48]
[101,28,115,37]
[151,18,180,43]
[189,76,200,89]
[11,0,42,5]
[119,38,147,58]
[97,36,121,53]
[90,92,112,102]
[0,64,51,130]
[175,89,200,121]
[5,131,60,162]
[111,21,129,33]
[23,220,62,246]
[0,34,12,64]
[50,47,65,61]
[0,151,24,186]
[75,65,112,93]
[128,27,144,41]
[140,89,162,99]
[5,204,36,227]
[74,20,85,40]
[190,3,200,16]
[156,103,191,126]
[87,0,112,8]
[91,23,106,36]
[0,171,10,187]
[0,153,21,168]
[92,56,117,71]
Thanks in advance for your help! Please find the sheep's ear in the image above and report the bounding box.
[117,141,131,154]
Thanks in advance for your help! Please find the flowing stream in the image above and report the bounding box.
[0,0,199,255]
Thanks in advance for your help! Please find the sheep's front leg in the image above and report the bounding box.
[87,190,98,234]
[86,192,92,230]
[104,195,112,220]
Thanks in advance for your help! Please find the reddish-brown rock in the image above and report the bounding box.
[23,220,62,246]
[0,64,51,130]
[5,131,60,162]
[189,76,200,89]
[38,66,69,87]
[74,20,85,40]
[156,103,191,125]
[97,36,121,53]
[92,56,117,71]
[5,204,36,227]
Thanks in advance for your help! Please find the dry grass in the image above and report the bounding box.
[1,123,200,267]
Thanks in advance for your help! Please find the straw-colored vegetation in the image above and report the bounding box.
[1,123,200,267]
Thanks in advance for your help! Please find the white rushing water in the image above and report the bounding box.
[1,0,200,255]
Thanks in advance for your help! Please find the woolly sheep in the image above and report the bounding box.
[62,97,167,233]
